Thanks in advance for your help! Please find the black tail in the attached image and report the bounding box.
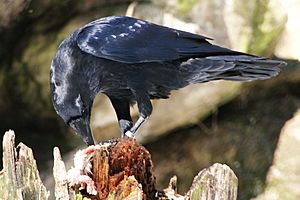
[180,55,286,84]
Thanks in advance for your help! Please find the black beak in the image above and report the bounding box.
[69,117,95,145]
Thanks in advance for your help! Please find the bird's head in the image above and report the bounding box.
[51,84,95,145]
[55,93,94,146]
[50,49,97,145]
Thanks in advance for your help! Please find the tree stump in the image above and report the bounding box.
[1,130,238,200]
[0,130,49,199]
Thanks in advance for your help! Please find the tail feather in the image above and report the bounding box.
[180,55,286,84]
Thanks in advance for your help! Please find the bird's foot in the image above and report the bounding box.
[124,130,135,138]
[67,145,97,195]
[123,116,147,138]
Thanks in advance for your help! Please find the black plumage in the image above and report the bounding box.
[50,16,286,145]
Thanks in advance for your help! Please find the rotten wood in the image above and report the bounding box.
[93,145,110,199]
[1,130,238,200]
[76,138,156,200]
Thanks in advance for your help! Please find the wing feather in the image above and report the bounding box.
[76,16,239,63]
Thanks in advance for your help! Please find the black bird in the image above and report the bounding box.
[50,16,285,145]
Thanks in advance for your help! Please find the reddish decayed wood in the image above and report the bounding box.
[92,138,156,200]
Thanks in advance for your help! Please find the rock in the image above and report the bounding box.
[275,0,300,61]
[152,0,287,54]
[224,0,287,55]
[0,0,31,27]
[254,109,300,200]
[136,82,241,142]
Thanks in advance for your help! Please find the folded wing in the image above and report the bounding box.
[76,16,242,63]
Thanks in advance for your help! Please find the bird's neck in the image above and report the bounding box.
[82,65,103,99]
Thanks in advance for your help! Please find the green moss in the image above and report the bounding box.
[76,193,84,200]
[18,17,88,111]
[178,0,199,16]
[247,0,286,55]
[22,34,57,101]
[191,186,204,200]
[234,0,287,55]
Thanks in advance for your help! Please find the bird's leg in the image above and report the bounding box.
[125,116,147,137]
[108,96,133,136]
[125,89,152,138]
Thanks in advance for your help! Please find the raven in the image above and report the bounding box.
[50,16,286,145]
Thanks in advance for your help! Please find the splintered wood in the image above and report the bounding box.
[0,130,49,199]
[68,139,238,200]
[93,146,110,199]
[70,138,156,200]
[1,130,238,200]
[92,138,156,200]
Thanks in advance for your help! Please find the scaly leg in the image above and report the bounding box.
[108,96,133,136]
[125,89,152,138]
[125,116,147,137]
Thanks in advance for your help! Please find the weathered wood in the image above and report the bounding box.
[162,176,184,200]
[185,163,238,200]
[66,140,237,200]
[0,130,49,200]
[1,130,238,200]
[53,147,74,200]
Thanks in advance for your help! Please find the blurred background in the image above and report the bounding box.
[1,0,300,199]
